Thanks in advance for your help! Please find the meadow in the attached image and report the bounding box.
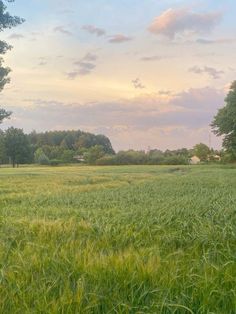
[0,165,235,313]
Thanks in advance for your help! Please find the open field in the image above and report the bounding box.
[0,165,235,313]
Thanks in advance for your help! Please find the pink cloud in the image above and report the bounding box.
[148,8,222,39]
[108,34,133,43]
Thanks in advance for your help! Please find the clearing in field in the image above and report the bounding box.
[0,165,235,313]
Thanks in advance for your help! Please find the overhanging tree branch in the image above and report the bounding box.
[0,0,24,123]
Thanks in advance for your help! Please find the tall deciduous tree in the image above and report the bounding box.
[211,81,236,158]
[4,127,31,167]
[0,0,24,123]
[193,143,210,161]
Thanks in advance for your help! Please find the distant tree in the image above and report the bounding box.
[60,134,74,149]
[174,148,190,157]
[0,129,6,163]
[163,155,188,165]
[4,127,31,167]
[211,81,236,159]
[34,148,50,165]
[60,149,74,163]
[84,145,105,164]
[0,1,24,123]
[193,143,210,161]
[27,130,115,156]
[75,134,94,149]
[27,130,38,145]
[95,134,115,154]
[115,150,147,165]
[148,152,164,165]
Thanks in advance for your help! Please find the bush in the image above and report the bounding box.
[162,156,188,165]
[221,152,236,163]
[114,150,147,165]
[95,152,189,166]
[84,145,105,164]
[50,159,62,166]
[147,156,165,165]
[96,156,116,165]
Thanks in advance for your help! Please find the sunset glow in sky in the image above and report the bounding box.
[1,0,236,150]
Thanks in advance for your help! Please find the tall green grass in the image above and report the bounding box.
[0,165,235,313]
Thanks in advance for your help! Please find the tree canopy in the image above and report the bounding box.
[0,128,115,166]
[0,0,24,123]
[4,127,31,167]
[28,130,115,154]
[212,81,236,158]
[193,143,210,161]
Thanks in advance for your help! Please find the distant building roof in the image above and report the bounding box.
[73,155,85,161]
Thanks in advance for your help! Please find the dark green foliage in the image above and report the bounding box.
[0,0,24,122]
[0,0,24,90]
[28,130,115,155]
[0,127,224,166]
[96,149,190,165]
[0,107,11,124]
[49,159,61,166]
[84,145,105,164]
[0,129,115,166]
[0,129,7,162]
[0,60,10,92]
[60,149,74,163]
[115,150,148,165]
[4,127,31,167]
[0,1,24,31]
[27,130,114,165]
[193,143,210,161]
[212,81,236,159]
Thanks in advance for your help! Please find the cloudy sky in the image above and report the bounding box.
[1,0,235,151]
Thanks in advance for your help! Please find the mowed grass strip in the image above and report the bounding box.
[0,165,235,313]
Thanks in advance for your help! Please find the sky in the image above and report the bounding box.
[1,0,236,151]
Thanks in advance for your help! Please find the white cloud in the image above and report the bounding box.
[82,25,106,36]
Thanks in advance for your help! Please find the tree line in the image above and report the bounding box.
[0,128,115,167]
[0,128,222,166]
[97,149,190,166]
[83,144,222,166]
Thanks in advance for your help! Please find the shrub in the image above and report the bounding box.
[96,155,116,165]
[50,159,62,166]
